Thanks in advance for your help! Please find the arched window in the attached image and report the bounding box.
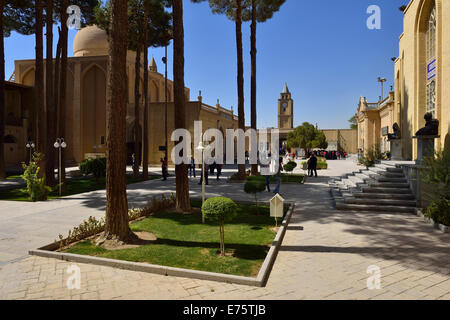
[426,4,436,118]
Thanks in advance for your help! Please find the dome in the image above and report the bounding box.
[73,25,109,57]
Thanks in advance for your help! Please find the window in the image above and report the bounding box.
[426,4,436,118]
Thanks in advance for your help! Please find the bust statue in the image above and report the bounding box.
[388,123,401,140]
[415,113,439,136]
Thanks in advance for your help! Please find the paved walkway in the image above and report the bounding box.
[0,157,449,300]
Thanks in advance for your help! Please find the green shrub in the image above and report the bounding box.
[202,197,238,256]
[301,161,328,170]
[21,152,50,202]
[283,161,297,173]
[244,180,266,212]
[423,195,450,226]
[421,148,450,226]
[79,158,106,179]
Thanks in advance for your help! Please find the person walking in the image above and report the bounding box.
[216,163,222,181]
[189,156,196,178]
[308,153,318,177]
[161,157,168,181]
[273,157,283,194]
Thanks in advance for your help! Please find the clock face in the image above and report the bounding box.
[282,102,288,110]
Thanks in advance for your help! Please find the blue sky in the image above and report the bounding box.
[4,0,407,129]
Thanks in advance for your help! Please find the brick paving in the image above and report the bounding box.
[0,158,449,300]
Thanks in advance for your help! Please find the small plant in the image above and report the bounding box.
[283,161,297,182]
[244,180,266,213]
[79,158,107,180]
[421,148,449,226]
[423,195,449,226]
[201,197,238,256]
[21,152,50,201]
[358,144,383,168]
[57,193,177,248]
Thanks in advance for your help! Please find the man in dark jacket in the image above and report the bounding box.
[307,154,318,177]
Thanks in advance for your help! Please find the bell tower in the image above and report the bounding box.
[278,83,294,129]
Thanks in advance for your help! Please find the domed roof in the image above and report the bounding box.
[73,25,109,57]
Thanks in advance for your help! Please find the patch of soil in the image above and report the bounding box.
[270,226,280,233]
[217,249,235,257]
[95,231,157,251]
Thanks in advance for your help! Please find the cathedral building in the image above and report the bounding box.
[357,0,449,160]
[7,25,238,166]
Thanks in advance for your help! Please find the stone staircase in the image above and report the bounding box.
[329,162,417,213]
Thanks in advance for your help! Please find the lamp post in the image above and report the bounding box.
[54,138,67,196]
[25,141,35,164]
[163,45,168,161]
[377,77,387,101]
[196,141,206,223]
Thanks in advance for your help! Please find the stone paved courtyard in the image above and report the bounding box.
[0,157,449,300]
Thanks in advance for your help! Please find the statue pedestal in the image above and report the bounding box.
[412,135,440,165]
[388,139,402,160]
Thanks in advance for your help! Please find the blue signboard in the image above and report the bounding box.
[427,59,436,81]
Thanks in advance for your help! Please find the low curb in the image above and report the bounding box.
[29,203,295,287]
[415,208,449,234]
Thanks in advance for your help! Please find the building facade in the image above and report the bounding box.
[395,0,449,159]
[8,25,238,166]
[356,92,396,155]
[356,0,449,160]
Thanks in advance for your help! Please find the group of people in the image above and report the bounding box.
[194,158,223,185]
[317,150,347,160]
[160,156,223,185]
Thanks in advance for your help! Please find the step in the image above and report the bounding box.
[354,193,415,200]
[344,197,416,207]
[378,172,405,178]
[362,187,412,194]
[336,203,416,213]
[386,167,403,173]
[377,177,407,183]
[370,182,410,188]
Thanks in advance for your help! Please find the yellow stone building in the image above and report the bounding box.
[356,92,396,154]
[357,0,449,160]
[9,25,238,166]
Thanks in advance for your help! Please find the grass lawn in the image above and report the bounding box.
[0,175,161,201]
[65,201,285,277]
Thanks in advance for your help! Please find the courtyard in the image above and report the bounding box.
[0,157,448,300]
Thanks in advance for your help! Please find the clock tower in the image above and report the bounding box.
[278,83,294,129]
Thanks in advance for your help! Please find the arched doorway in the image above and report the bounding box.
[82,65,106,156]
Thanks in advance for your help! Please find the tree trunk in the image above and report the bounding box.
[142,0,149,181]
[45,0,56,187]
[103,0,134,243]
[173,0,191,212]
[59,0,69,192]
[35,0,46,180]
[236,0,246,180]
[220,221,225,256]
[0,1,6,180]
[250,0,258,176]
[133,43,141,179]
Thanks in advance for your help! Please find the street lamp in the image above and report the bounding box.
[25,141,35,164]
[377,77,387,101]
[196,141,206,224]
[54,138,67,196]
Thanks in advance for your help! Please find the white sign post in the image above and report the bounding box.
[270,194,284,227]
